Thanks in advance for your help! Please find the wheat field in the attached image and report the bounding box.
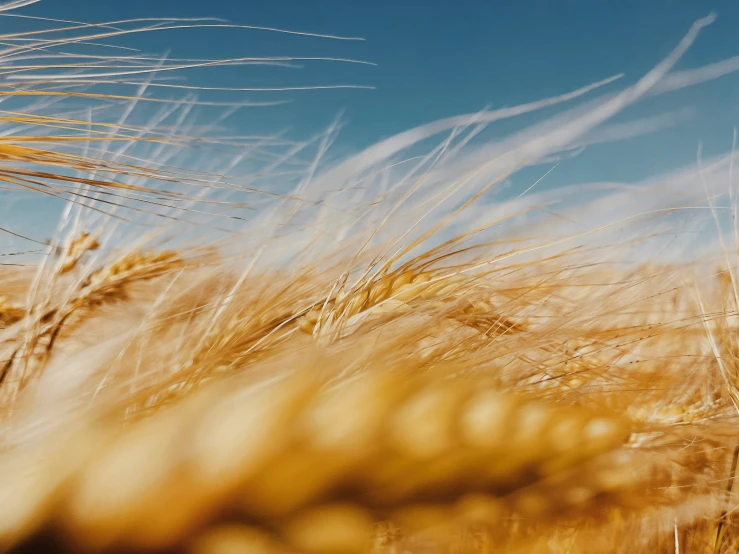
[1,3,739,553]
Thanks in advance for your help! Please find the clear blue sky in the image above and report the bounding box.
[4,0,739,209]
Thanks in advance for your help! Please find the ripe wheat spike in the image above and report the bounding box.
[0,368,633,552]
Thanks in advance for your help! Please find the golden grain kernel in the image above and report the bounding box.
[390,504,455,536]
[591,451,638,492]
[304,309,320,325]
[188,525,275,554]
[240,439,361,518]
[390,383,469,459]
[299,317,317,335]
[459,391,517,449]
[411,273,431,285]
[344,289,370,318]
[513,402,551,447]
[390,272,415,293]
[300,372,407,451]
[582,417,626,452]
[563,485,595,506]
[547,412,586,455]
[368,279,393,305]
[281,504,374,554]
[191,375,315,486]
[455,493,505,524]
[511,489,551,517]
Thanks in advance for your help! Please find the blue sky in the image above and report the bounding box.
[13,1,738,150]
[6,1,739,170]
[2,0,739,246]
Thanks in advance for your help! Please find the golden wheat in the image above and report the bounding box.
[0,7,738,554]
[0,367,635,553]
